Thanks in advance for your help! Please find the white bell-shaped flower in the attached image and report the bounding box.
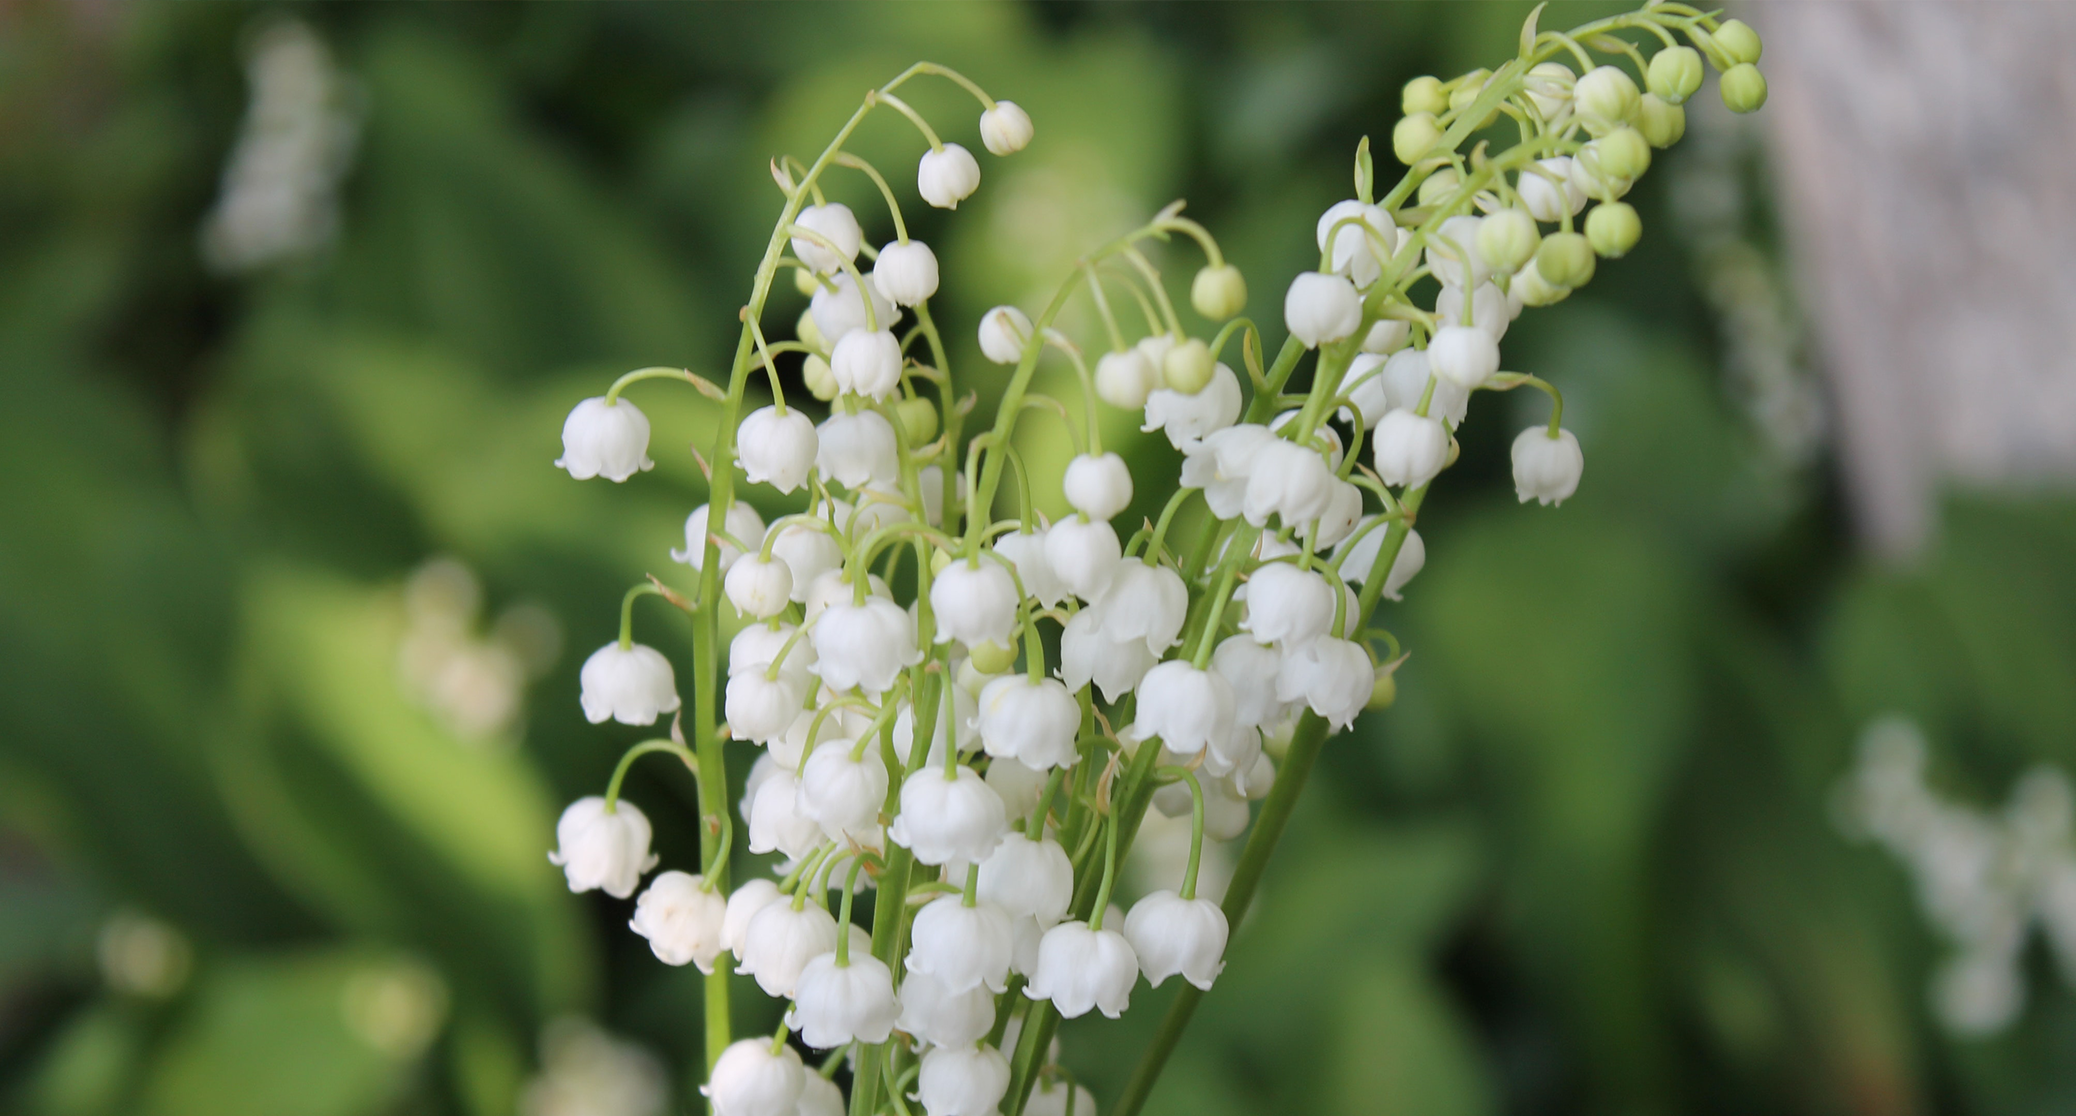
[1283,271,1361,348]
[1519,156,1587,222]
[1436,282,1510,343]
[979,100,1034,155]
[1372,409,1449,490]
[1523,60,1576,124]
[978,305,1032,365]
[1095,347,1160,410]
[873,239,940,307]
[802,567,891,623]
[764,524,842,603]
[811,597,921,694]
[917,1043,1009,1116]
[918,143,981,209]
[831,329,904,401]
[1025,920,1138,1019]
[722,878,782,958]
[1241,440,1337,528]
[929,559,1019,648]
[978,832,1074,928]
[736,406,818,493]
[1511,426,1584,505]
[1276,637,1374,729]
[1058,609,1155,702]
[991,529,1067,609]
[702,1038,804,1116]
[1316,199,1396,287]
[549,796,658,898]
[975,675,1080,770]
[630,871,728,971]
[888,766,1008,866]
[556,397,654,481]
[579,642,681,726]
[1341,352,1393,429]
[1090,558,1187,653]
[1124,890,1229,990]
[1213,635,1287,728]
[1044,517,1121,602]
[1333,523,1425,601]
[1025,1080,1098,1116]
[897,969,995,1048]
[791,951,899,1048]
[1316,479,1364,548]
[1240,562,1336,647]
[798,740,889,841]
[672,501,767,572]
[791,202,862,275]
[730,622,816,688]
[985,757,1049,820]
[1362,317,1412,355]
[797,1075,844,1116]
[809,270,895,342]
[891,685,978,768]
[1203,719,1264,780]
[738,898,837,997]
[725,555,793,620]
[1143,361,1242,449]
[1428,324,1500,389]
[1375,347,1468,426]
[1129,661,1236,756]
[1008,914,1045,977]
[1425,215,1490,289]
[1063,452,1133,521]
[747,769,824,860]
[725,670,803,744]
[907,894,1015,994]
[1179,423,1274,519]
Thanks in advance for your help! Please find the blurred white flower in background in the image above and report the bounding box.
[341,959,448,1060]
[520,1018,669,1116]
[201,19,362,274]
[97,910,192,998]
[397,557,561,746]
[1838,715,2076,1036]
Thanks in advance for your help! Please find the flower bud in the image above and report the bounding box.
[1447,69,1490,113]
[1721,63,1768,114]
[1063,452,1134,521]
[1569,148,1631,203]
[556,397,654,482]
[1592,127,1652,181]
[978,305,1031,365]
[967,639,1016,675]
[1424,214,1489,288]
[1573,65,1640,127]
[1427,324,1500,389]
[1518,157,1586,222]
[793,267,819,297]
[1647,45,1704,104]
[1535,232,1596,289]
[702,1038,804,1116]
[1095,347,1159,410]
[979,100,1034,155]
[796,308,827,353]
[1512,425,1584,505]
[1163,337,1215,393]
[1368,669,1397,711]
[1283,271,1361,348]
[831,328,903,401]
[1317,199,1396,286]
[1402,75,1449,116]
[1585,201,1642,258]
[805,354,837,401]
[1144,362,1243,448]
[1392,113,1442,165]
[1511,253,1569,308]
[1715,19,1763,65]
[790,202,862,275]
[873,239,940,306]
[1476,208,1540,275]
[917,143,981,209]
[1191,264,1247,320]
[724,555,793,620]
[886,397,936,446]
[1636,93,1686,148]
[1524,61,1575,124]
[1416,167,1459,207]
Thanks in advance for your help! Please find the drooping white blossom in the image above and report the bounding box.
[702,1038,804,1116]
[1143,362,1243,448]
[1124,890,1229,990]
[1512,426,1585,505]
[917,1043,1010,1116]
[1025,920,1138,1019]
[736,406,818,493]
[979,101,1034,155]
[557,397,654,482]
[630,871,727,971]
[791,951,899,1048]
[888,766,1008,866]
[791,203,863,275]
[671,502,766,572]
[918,143,981,209]
[579,642,681,726]
[978,305,1032,365]
[1283,271,1362,348]
[907,895,1015,994]
[975,675,1081,770]
[873,239,940,306]
[549,796,658,898]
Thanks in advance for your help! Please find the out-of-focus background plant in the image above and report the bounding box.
[5,3,2076,1115]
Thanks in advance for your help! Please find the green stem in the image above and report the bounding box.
[603,740,696,811]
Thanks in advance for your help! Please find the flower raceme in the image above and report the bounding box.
[542,19,1767,1115]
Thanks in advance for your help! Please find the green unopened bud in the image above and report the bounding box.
[797,312,827,356]
[967,639,1017,675]
[793,267,819,297]
[1191,264,1248,321]
[1574,65,1640,127]
[1417,167,1461,207]
[1715,19,1763,65]
[1512,256,1570,308]
[805,354,837,401]
[1402,76,1449,117]
[1536,232,1596,289]
[1570,146,1630,203]
[1721,64,1768,114]
[1163,337,1215,394]
[1593,127,1652,180]
[1476,208,1541,274]
[1584,202,1642,258]
[1367,670,1397,711]
[1636,94,1686,148]
[1647,46,1704,104]
[1447,69,1491,113]
[930,549,953,576]
[894,397,939,443]
[1392,113,1443,165]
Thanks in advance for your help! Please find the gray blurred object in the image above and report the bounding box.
[1763,1,2076,559]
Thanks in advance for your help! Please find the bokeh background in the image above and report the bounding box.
[6,3,2076,1115]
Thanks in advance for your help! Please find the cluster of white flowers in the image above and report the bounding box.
[1839,717,2076,1037]
[540,17,1766,1116]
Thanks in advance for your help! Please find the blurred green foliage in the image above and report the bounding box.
[5,3,2076,1116]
